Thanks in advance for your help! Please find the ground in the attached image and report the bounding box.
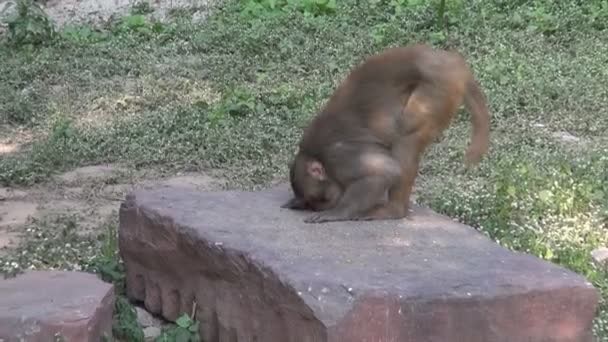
[0,163,225,253]
[0,0,607,340]
[1,0,213,28]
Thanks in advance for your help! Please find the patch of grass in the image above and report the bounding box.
[111,14,165,36]
[0,215,111,276]
[240,0,337,18]
[112,296,145,342]
[1,0,608,338]
[61,25,110,44]
[0,83,45,125]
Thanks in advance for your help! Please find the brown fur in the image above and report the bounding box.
[282,44,491,223]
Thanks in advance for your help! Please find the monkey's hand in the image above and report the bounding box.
[281,197,309,210]
[304,210,382,224]
[304,213,334,224]
[304,210,350,224]
[304,204,412,224]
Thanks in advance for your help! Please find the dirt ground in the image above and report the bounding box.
[0,163,227,252]
[1,0,214,29]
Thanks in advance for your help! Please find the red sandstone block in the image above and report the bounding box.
[0,270,115,341]
[119,185,599,342]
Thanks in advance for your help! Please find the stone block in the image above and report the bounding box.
[591,247,608,272]
[0,270,115,341]
[118,185,599,342]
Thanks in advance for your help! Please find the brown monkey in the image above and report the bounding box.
[282,44,490,224]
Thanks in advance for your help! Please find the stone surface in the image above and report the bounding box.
[552,131,581,144]
[119,184,599,342]
[591,247,608,271]
[0,270,115,341]
[143,326,162,341]
[136,306,165,328]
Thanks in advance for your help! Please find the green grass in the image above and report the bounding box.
[1,0,607,339]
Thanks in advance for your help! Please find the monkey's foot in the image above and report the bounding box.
[303,208,399,224]
[303,204,418,223]
[305,204,411,224]
[361,203,411,221]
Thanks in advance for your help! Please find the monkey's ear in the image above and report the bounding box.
[281,197,307,210]
[307,160,326,181]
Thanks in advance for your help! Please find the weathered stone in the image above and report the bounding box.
[143,326,162,341]
[0,270,115,341]
[591,247,608,271]
[136,306,165,328]
[552,131,581,144]
[119,185,599,342]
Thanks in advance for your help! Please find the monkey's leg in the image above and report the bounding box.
[304,148,401,224]
[382,86,442,218]
[389,137,424,217]
[357,138,422,221]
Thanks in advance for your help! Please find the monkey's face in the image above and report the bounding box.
[281,154,342,212]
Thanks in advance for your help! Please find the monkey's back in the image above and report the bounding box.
[299,44,469,154]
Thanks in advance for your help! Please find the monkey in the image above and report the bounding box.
[281,44,491,224]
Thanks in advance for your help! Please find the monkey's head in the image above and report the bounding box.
[281,153,342,212]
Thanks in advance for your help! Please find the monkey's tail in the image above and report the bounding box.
[463,77,490,167]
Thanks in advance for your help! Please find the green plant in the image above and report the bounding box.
[436,0,462,29]
[112,14,164,36]
[296,0,336,16]
[527,4,559,35]
[113,296,145,342]
[241,0,336,17]
[587,0,608,30]
[0,85,42,124]
[61,25,110,44]
[384,0,424,15]
[208,88,257,124]
[90,222,126,292]
[1,0,56,46]
[93,223,145,341]
[131,1,155,15]
[156,313,201,342]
